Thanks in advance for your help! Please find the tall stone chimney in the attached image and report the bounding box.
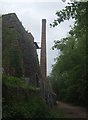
[40,19,47,81]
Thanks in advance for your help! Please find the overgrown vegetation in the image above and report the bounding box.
[2,75,51,119]
[49,2,87,106]
[2,74,64,119]
[3,97,52,119]
[2,74,38,91]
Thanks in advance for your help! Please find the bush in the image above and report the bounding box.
[2,74,52,119]
[2,97,51,119]
[2,74,38,91]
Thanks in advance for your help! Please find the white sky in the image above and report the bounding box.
[0,0,74,75]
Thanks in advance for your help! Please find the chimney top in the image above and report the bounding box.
[42,19,46,22]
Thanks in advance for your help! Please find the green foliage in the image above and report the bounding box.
[3,97,51,119]
[2,74,64,118]
[2,75,52,119]
[2,74,39,91]
[50,2,87,106]
[3,74,26,88]
[50,2,87,27]
[50,105,64,118]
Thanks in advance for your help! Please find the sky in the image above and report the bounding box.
[0,0,74,75]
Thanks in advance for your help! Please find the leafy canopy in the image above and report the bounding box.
[49,2,87,106]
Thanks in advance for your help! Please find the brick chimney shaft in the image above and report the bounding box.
[40,19,47,81]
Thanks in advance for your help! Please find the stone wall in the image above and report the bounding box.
[2,13,40,86]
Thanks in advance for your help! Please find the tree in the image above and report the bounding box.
[50,2,87,106]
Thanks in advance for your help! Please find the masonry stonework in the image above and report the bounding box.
[40,19,47,81]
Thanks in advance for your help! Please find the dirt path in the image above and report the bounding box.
[56,101,88,118]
